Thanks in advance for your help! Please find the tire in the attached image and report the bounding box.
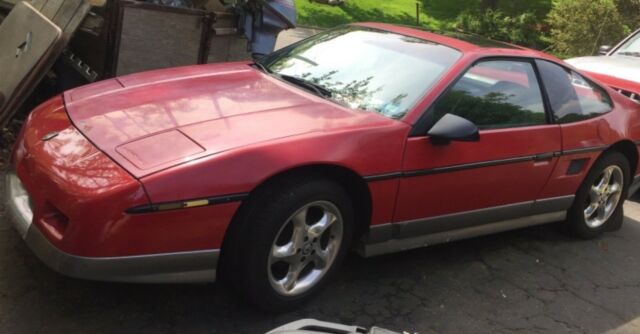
[566,151,630,239]
[223,177,354,312]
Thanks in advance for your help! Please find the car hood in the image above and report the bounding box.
[566,55,640,84]
[64,62,392,178]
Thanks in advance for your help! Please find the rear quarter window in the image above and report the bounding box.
[535,60,613,123]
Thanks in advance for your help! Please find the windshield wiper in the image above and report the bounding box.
[253,62,332,98]
[617,51,640,57]
[252,61,272,73]
[277,74,333,98]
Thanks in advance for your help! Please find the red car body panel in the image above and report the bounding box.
[13,96,242,257]
[64,62,400,178]
[539,109,640,199]
[583,71,640,101]
[8,23,640,277]
[395,125,562,221]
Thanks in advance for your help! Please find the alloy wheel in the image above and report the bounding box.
[584,165,624,229]
[267,200,344,296]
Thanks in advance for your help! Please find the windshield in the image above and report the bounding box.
[615,30,640,56]
[259,25,462,119]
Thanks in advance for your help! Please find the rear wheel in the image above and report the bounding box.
[566,152,630,238]
[224,178,354,312]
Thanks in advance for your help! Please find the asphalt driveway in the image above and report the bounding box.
[3,189,640,333]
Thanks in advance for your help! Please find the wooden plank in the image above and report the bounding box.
[30,0,48,11]
[60,0,90,35]
[40,0,64,18]
[50,0,80,27]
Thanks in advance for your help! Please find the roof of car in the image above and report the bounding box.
[355,22,558,61]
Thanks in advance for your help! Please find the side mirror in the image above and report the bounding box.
[598,45,612,56]
[427,114,480,145]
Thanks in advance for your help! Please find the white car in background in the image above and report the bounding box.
[566,28,640,103]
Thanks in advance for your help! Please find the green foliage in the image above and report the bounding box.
[615,0,640,28]
[293,0,636,58]
[294,0,428,29]
[455,9,547,49]
[294,0,554,30]
[547,0,628,57]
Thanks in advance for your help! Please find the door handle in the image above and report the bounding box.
[533,152,554,161]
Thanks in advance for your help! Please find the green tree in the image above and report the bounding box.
[615,0,640,28]
[480,0,499,9]
[547,0,627,57]
[456,9,545,49]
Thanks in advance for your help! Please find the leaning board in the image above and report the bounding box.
[0,1,63,118]
[0,0,94,125]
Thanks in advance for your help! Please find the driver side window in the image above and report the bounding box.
[432,60,547,130]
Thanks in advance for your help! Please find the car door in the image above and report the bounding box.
[393,58,564,233]
[534,59,618,200]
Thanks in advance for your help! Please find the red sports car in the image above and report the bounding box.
[6,23,640,311]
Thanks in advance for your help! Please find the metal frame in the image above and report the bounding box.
[110,0,214,76]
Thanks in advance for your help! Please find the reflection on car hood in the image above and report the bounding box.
[566,55,640,84]
[63,62,392,178]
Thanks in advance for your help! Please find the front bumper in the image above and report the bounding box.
[5,170,219,283]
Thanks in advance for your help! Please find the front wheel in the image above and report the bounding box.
[267,200,345,297]
[225,179,354,312]
[566,152,630,239]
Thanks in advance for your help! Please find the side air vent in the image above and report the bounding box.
[613,87,640,104]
